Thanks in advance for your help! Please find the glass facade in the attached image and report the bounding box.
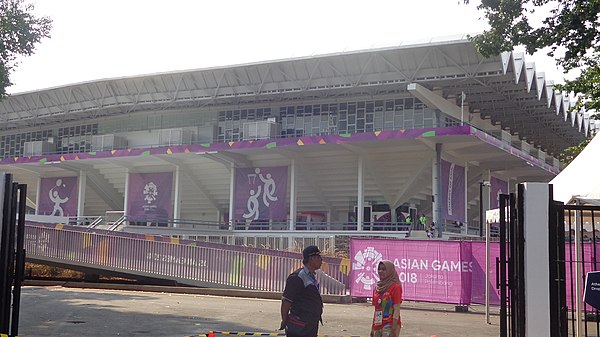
[0,96,440,158]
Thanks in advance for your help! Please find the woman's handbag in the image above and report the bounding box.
[286,314,313,336]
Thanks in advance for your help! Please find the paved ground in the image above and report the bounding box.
[17,286,500,337]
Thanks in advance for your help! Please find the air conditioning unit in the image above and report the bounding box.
[92,134,128,151]
[243,120,279,140]
[23,141,56,156]
[158,128,193,146]
[197,125,217,143]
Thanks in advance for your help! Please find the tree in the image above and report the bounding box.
[0,0,51,97]
[464,0,599,163]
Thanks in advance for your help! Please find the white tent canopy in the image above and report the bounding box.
[551,132,600,205]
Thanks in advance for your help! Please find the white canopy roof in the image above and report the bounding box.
[551,132,600,204]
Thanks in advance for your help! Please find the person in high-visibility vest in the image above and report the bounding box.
[419,214,427,230]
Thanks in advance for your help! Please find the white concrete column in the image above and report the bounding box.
[228,162,236,230]
[77,171,87,218]
[522,183,551,337]
[432,143,442,237]
[173,166,181,226]
[35,176,41,215]
[289,159,297,231]
[123,168,130,216]
[357,155,365,231]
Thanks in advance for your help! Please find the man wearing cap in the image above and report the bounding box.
[280,245,323,337]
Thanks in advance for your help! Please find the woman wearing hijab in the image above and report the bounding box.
[370,260,402,337]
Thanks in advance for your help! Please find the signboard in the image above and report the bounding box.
[584,271,600,310]
[233,166,288,221]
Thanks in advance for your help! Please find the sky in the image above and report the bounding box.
[7,0,570,94]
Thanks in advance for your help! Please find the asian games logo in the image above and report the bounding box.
[352,246,382,290]
[143,182,159,204]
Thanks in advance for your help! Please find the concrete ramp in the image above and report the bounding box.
[24,222,348,295]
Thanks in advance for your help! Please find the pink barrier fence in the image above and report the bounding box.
[351,238,600,306]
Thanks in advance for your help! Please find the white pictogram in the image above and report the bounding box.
[143,182,159,204]
[352,246,383,290]
[242,186,261,220]
[242,168,278,221]
[258,169,278,206]
[49,179,69,216]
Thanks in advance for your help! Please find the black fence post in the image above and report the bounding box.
[0,174,27,337]
[11,184,27,337]
[0,174,14,335]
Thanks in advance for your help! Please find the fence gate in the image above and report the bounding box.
[498,188,525,337]
[550,201,600,337]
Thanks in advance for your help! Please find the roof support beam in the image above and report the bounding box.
[391,156,432,210]
[154,155,220,211]
[59,162,123,210]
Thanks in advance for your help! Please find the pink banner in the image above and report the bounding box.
[38,176,79,217]
[350,239,473,304]
[470,242,500,305]
[127,172,173,220]
[351,238,600,306]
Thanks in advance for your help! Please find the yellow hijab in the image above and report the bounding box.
[376,260,400,293]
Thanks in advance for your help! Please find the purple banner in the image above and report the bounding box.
[127,172,173,220]
[350,239,473,304]
[490,176,509,209]
[441,160,465,223]
[234,166,288,221]
[38,177,78,217]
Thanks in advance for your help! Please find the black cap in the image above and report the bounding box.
[302,245,321,260]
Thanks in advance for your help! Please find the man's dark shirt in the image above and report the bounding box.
[282,266,323,326]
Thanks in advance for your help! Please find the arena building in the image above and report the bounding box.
[0,36,596,238]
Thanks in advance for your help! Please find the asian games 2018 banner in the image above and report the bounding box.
[38,177,79,217]
[350,239,472,304]
[490,176,509,209]
[441,160,465,222]
[127,172,173,220]
[234,166,288,221]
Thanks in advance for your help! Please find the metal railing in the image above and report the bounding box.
[24,223,348,295]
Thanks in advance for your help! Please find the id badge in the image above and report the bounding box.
[375,311,383,325]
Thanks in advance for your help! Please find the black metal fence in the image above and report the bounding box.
[0,173,27,337]
[553,203,600,337]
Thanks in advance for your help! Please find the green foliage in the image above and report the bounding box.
[0,0,51,97]
[559,136,591,165]
[464,0,599,69]
[463,0,599,162]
